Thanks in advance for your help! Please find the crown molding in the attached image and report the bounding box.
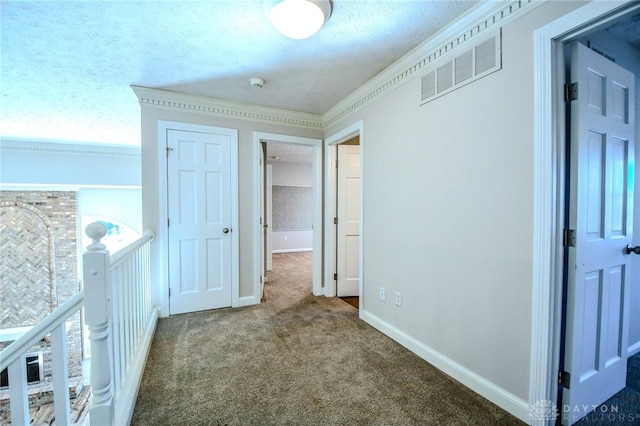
[0,183,141,191]
[131,1,541,132]
[0,138,141,158]
[322,0,543,127]
[131,86,324,130]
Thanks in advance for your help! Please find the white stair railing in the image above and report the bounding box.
[0,292,84,425]
[0,222,157,425]
[84,222,157,426]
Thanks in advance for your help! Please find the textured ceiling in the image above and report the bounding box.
[266,142,313,164]
[0,0,479,146]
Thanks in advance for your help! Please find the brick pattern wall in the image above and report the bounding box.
[0,204,55,326]
[0,191,82,385]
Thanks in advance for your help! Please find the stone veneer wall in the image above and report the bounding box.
[0,191,82,388]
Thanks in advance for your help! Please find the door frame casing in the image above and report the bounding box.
[157,120,240,315]
[324,120,364,304]
[531,1,640,420]
[253,132,323,301]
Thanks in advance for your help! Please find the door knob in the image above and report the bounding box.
[223,227,231,234]
[626,245,640,255]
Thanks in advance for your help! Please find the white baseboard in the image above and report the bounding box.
[272,248,313,253]
[360,310,530,423]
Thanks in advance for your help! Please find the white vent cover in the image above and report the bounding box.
[421,29,502,105]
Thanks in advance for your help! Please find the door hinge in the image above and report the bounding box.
[167,218,170,227]
[168,288,171,297]
[564,82,578,102]
[333,217,338,225]
[558,370,571,389]
[334,160,338,168]
[333,273,338,281]
[563,229,576,247]
[166,147,174,157]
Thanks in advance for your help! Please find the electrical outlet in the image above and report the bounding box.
[395,291,402,306]
[379,287,386,302]
[283,235,287,241]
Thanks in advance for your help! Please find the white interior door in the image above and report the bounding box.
[266,164,273,271]
[167,129,235,315]
[562,42,635,425]
[337,144,360,297]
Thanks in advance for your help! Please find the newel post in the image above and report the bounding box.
[84,222,115,425]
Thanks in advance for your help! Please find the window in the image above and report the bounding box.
[0,352,43,388]
[80,216,141,253]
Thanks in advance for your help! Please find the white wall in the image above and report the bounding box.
[271,230,312,253]
[78,188,143,233]
[269,161,313,252]
[0,139,141,187]
[0,139,142,236]
[324,0,584,413]
[270,161,313,186]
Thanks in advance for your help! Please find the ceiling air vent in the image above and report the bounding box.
[421,29,502,105]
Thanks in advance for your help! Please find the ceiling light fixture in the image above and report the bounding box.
[264,0,332,40]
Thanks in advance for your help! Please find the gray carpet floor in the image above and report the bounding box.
[131,252,521,425]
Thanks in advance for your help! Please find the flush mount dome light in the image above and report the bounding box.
[264,0,332,40]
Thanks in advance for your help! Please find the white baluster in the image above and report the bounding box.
[111,267,122,395]
[51,322,70,425]
[8,355,29,425]
[84,222,114,425]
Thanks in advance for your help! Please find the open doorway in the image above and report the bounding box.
[263,142,314,300]
[325,121,364,312]
[530,3,639,425]
[253,132,323,304]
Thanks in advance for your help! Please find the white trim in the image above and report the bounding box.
[531,2,640,424]
[132,86,322,130]
[0,138,140,157]
[324,121,364,311]
[272,248,313,254]
[157,121,240,315]
[229,131,240,308]
[361,310,530,423]
[0,184,141,191]
[322,1,541,128]
[324,145,337,297]
[253,132,323,301]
